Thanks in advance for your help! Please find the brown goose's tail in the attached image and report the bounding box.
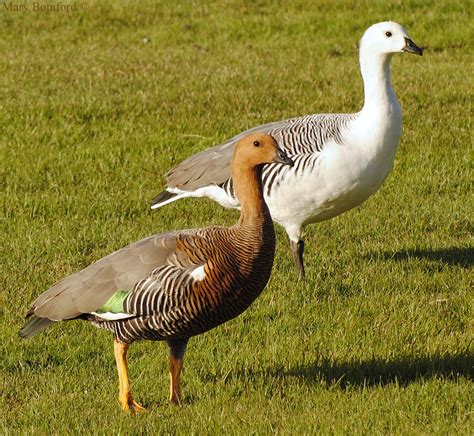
[19,315,54,339]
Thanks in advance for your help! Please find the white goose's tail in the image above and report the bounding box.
[150,190,179,209]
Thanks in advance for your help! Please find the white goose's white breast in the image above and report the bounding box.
[265,113,402,226]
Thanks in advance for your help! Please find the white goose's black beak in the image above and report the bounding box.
[403,37,423,56]
[273,147,294,167]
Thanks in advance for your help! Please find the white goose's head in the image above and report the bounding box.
[360,21,423,57]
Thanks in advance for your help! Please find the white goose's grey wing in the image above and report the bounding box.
[166,113,355,192]
[166,119,284,191]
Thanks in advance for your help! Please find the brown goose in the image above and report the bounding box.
[20,133,294,413]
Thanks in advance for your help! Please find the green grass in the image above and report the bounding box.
[1,0,472,433]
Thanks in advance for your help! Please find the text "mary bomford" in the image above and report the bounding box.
[2,2,87,11]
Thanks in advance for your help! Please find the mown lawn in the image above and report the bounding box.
[1,0,472,433]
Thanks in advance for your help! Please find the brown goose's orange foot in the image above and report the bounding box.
[119,395,147,414]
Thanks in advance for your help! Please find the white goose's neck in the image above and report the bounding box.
[360,50,399,116]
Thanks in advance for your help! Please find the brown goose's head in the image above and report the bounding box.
[232,133,294,169]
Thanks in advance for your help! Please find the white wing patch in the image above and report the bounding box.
[190,265,206,281]
[90,311,134,321]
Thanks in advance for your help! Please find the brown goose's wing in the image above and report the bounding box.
[25,230,202,322]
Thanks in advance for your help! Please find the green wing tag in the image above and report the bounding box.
[96,290,130,314]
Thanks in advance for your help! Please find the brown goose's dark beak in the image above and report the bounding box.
[273,147,294,167]
[403,37,423,56]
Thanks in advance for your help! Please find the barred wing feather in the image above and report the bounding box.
[26,231,202,322]
[166,114,353,192]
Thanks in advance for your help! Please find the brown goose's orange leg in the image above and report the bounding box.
[169,355,184,404]
[167,338,188,405]
[114,338,146,414]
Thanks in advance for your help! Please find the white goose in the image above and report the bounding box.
[151,21,423,278]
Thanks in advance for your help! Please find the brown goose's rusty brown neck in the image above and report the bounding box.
[232,165,270,225]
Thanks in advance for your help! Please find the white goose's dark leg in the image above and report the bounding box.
[113,338,146,414]
[167,338,189,405]
[290,239,305,279]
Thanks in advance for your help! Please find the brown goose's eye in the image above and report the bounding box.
[253,141,260,147]
[385,31,392,37]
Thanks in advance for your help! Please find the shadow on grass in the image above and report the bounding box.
[3,354,65,373]
[282,352,473,388]
[206,351,473,389]
[370,247,473,268]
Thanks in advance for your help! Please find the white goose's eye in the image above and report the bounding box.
[385,31,392,37]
